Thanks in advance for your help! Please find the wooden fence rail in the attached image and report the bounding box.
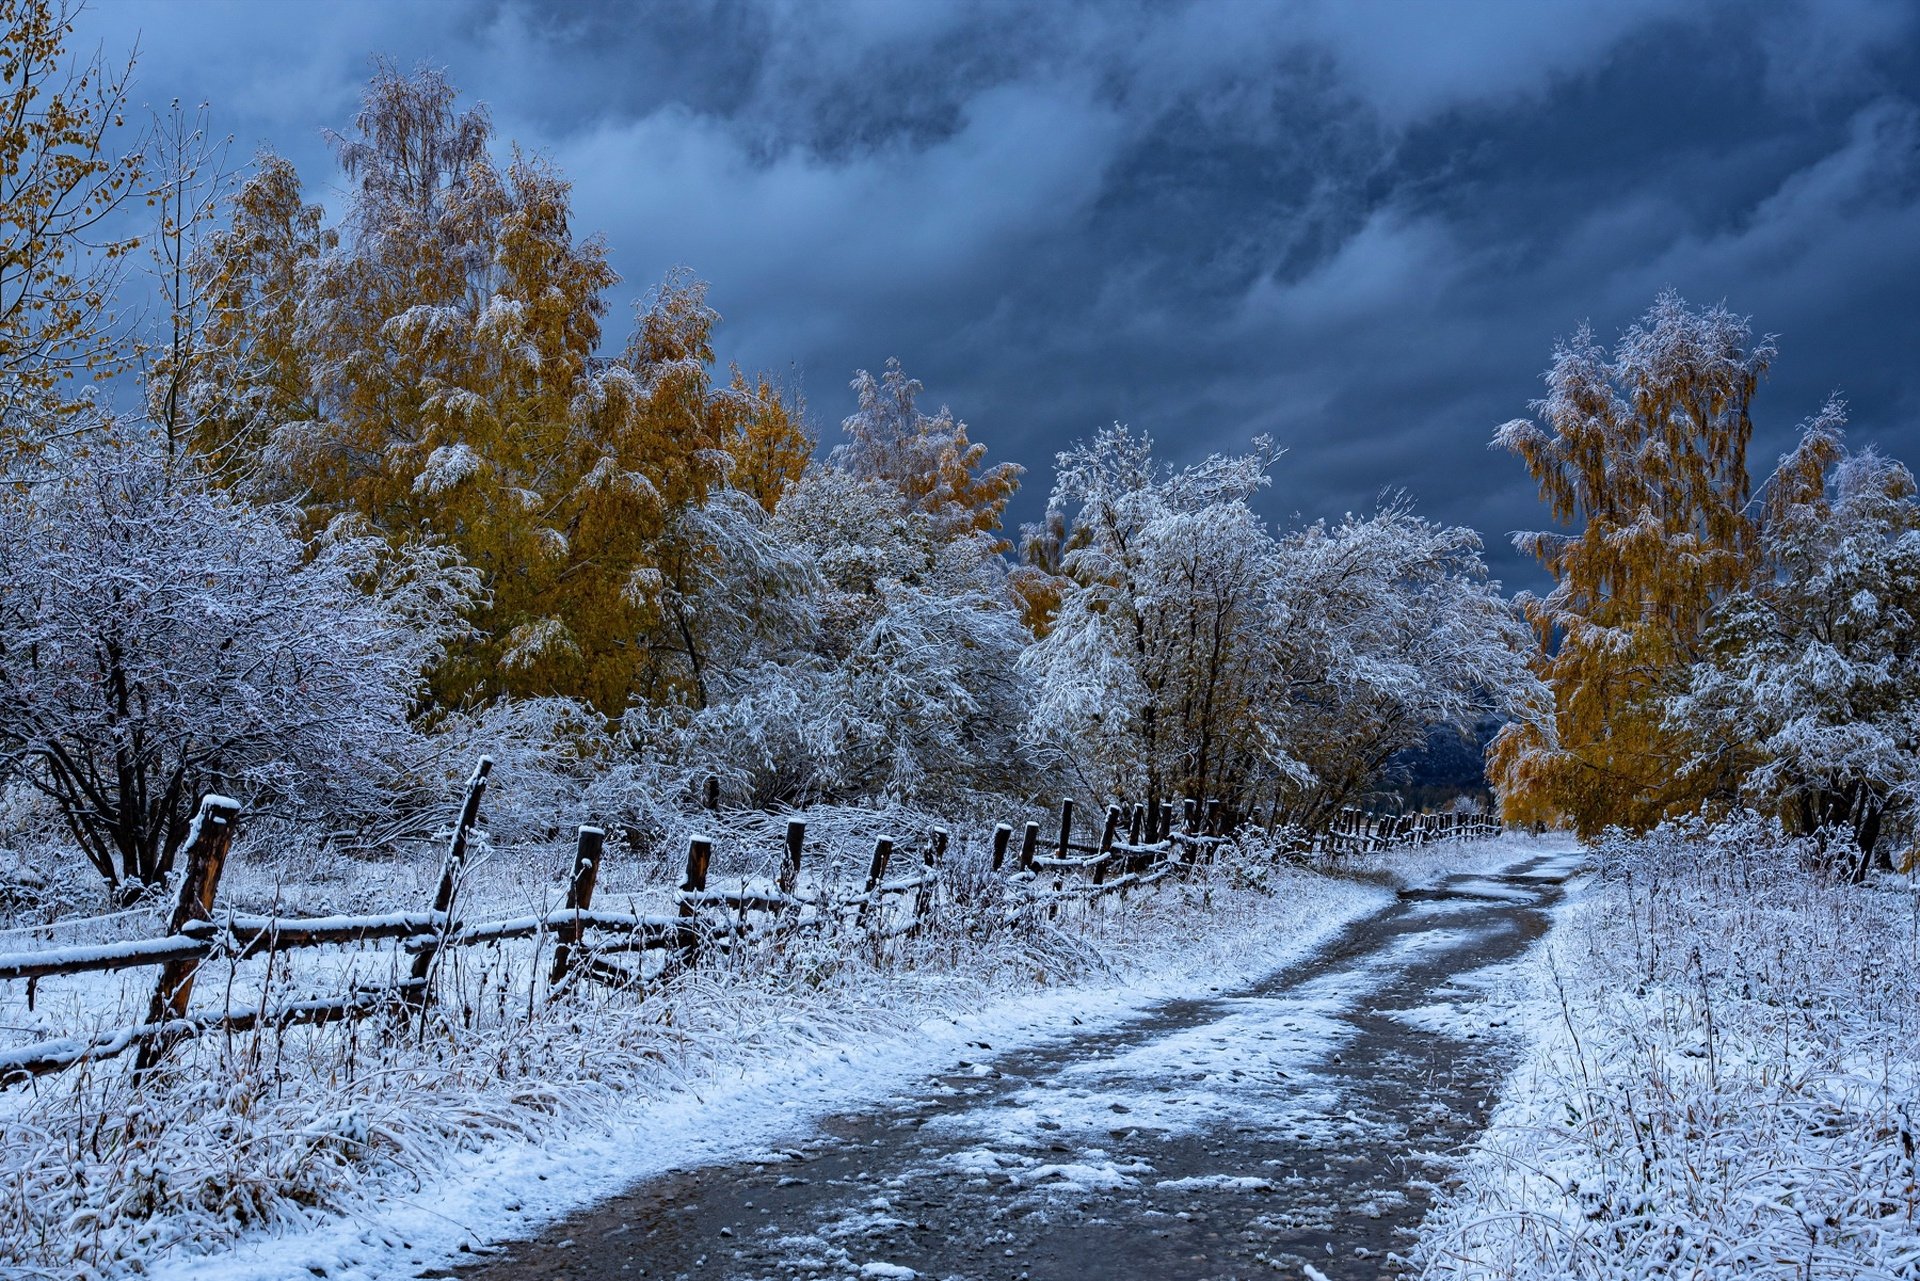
[0,771,1499,1085]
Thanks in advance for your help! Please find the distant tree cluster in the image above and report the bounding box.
[1494,292,1919,872]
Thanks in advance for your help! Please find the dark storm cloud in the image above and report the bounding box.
[84,0,1920,586]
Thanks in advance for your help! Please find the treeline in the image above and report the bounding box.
[0,18,1528,896]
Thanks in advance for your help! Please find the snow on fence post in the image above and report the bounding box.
[858,836,894,929]
[407,756,493,1024]
[1018,821,1040,873]
[1182,797,1198,834]
[1056,798,1075,859]
[990,823,1013,872]
[548,825,605,988]
[1092,805,1121,886]
[779,820,806,897]
[1128,803,1145,846]
[132,793,241,1080]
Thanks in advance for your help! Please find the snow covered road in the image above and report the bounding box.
[450,846,1587,1281]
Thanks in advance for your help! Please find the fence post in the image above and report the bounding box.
[915,828,946,926]
[548,825,605,989]
[1182,797,1198,834]
[132,794,241,1079]
[1018,821,1040,873]
[407,756,493,1024]
[1092,805,1121,886]
[990,822,1013,872]
[1128,803,1145,847]
[1056,798,1074,859]
[678,835,713,969]
[779,820,806,897]
[857,836,894,929]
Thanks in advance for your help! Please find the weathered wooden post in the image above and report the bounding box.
[1203,798,1222,838]
[1128,803,1145,847]
[778,819,806,897]
[1092,805,1121,886]
[407,756,493,1023]
[549,825,605,987]
[677,835,713,969]
[857,836,894,929]
[990,822,1013,872]
[914,828,947,926]
[1182,797,1198,833]
[133,794,241,1079]
[1056,798,1075,859]
[1018,821,1040,873]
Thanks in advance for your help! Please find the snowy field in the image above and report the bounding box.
[1413,818,1920,1279]
[0,827,1545,1280]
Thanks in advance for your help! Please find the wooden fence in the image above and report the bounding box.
[0,767,1497,1086]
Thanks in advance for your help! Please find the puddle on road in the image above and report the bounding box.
[451,853,1583,1281]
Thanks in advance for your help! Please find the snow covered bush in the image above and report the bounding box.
[0,431,475,892]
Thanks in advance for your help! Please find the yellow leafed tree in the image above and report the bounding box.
[1489,291,1768,836]
[0,0,144,441]
[183,63,787,716]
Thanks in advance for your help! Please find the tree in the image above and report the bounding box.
[184,64,800,717]
[834,357,1021,548]
[0,0,145,445]
[1024,426,1530,830]
[722,367,813,513]
[1021,427,1291,812]
[1490,291,1770,837]
[140,98,231,463]
[1272,506,1535,832]
[1670,403,1920,871]
[0,429,475,892]
[179,149,332,488]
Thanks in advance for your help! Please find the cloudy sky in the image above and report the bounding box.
[83,0,1920,586]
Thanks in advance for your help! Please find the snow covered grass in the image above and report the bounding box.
[0,819,1409,1281]
[1413,817,1920,1279]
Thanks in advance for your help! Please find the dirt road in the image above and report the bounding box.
[451,848,1584,1281]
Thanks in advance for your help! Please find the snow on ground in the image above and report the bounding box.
[1411,821,1920,1279]
[0,831,1560,1281]
[1345,831,1558,891]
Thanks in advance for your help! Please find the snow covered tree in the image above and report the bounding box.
[1490,292,1770,837]
[765,464,1030,802]
[834,358,1021,548]
[1020,427,1280,810]
[0,429,475,893]
[1670,403,1920,872]
[1271,506,1536,830]
[1025,426,1530,829]
[178,150,332,489]
[178,65,802,717]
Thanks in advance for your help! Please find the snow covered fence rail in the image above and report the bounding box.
[0,765,950,1084]
[1317,806,1501,855]
[1,767,1494,1085]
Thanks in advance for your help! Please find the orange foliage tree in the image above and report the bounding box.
[1489,291,1769,836]
[180,63,800,717]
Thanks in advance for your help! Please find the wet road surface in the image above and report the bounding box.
[450,848,1585,1281]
